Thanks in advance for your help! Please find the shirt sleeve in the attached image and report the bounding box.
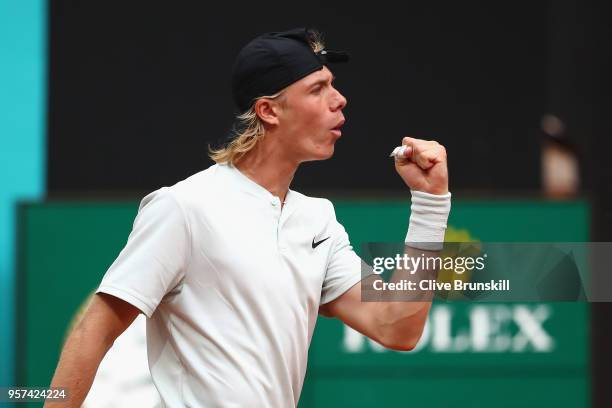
[320,201,372,305]
[96,187,191,318]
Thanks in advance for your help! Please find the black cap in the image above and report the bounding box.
[231,28,349,112]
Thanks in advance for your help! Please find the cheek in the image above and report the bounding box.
[307,109,330,136]
[282,99,331,149]
[289,109,325,137]
[296,98,326,121]
[300,105,323,125]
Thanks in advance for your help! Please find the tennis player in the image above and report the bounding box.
[46,28,450,407]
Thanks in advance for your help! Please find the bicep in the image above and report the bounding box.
[319,275,384,344]
[79,293,141,345]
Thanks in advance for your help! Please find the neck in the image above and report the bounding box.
[234,135,298,203]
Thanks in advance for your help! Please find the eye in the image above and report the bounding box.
[311,85,322,94]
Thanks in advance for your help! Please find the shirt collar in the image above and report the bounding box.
[219,162,295,206]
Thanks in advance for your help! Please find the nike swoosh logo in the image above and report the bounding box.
[312,236,330,249]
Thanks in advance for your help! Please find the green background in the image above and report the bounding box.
[17,199,590,407]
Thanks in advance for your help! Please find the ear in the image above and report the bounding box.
[254,98,281,126]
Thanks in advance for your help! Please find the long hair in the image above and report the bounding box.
[209,32,326,164]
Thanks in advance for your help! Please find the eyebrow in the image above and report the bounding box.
[309,75,336,89]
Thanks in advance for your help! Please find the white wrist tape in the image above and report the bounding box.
[405,190,452,250]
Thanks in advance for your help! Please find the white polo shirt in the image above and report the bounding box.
[96,162,364,407]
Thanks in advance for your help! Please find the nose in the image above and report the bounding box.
[330,87,347,111]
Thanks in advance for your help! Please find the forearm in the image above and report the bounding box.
[376,190,451,349]
[375,246,438,350]
[44,323,113,408]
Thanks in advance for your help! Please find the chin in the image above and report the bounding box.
[324,147,335,159]
[317,145,336,160]
[302,147,335,162]
[300,139,337,162]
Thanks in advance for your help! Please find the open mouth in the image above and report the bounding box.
[331,119,345,136]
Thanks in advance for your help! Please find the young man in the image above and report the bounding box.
[46,28,450,407]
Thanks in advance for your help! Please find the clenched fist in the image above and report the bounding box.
[394,137,448,195]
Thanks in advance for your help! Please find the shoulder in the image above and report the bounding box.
[138,164,221,215]
[170,164,221,199]
[163,163,222,202]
